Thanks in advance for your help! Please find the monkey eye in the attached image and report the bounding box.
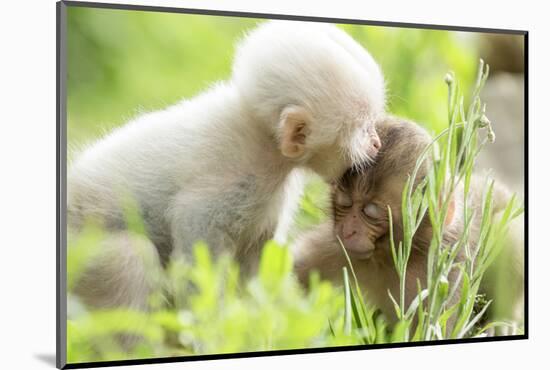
[363,203,383,219]
[335,192,353,208]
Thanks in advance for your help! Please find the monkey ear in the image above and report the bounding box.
[279,105,312,159]
[444,195,456,227]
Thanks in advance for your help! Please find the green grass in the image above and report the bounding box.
[68,239,355,362]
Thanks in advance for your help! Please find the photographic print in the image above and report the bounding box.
[57,1,527,368]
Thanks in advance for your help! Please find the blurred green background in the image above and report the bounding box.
[67,7,481,149]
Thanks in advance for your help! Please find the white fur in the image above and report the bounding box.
[68,20,386,295]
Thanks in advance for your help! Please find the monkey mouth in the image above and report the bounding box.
[345,247,374,260]
[338,235,376,260]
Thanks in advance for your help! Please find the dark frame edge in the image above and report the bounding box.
[62,0,527,35]
[63,335,528,369]
[523,31,529,339]
[57,1,68,369]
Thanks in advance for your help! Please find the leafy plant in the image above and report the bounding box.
[68,239,362,362]
[339,60,524,343]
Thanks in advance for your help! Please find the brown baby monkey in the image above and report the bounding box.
[293,116,524,329]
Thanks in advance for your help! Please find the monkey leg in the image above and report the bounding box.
[72,231,163,310]
[70,231,165,350]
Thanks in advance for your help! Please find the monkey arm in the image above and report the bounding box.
[292,222,348,286]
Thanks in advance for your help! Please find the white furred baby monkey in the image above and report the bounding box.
[68,21,386,310]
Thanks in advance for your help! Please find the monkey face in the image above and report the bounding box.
[308,118,384,182]
[330,116,433,260]
[307,140,356,181]
[332,176,399,260]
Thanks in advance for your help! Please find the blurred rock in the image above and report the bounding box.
[477,73,525,196]
[479,34,524,74]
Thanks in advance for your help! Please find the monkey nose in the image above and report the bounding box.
[371,134,381,151]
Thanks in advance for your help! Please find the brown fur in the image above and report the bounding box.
[293,116,523,327]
